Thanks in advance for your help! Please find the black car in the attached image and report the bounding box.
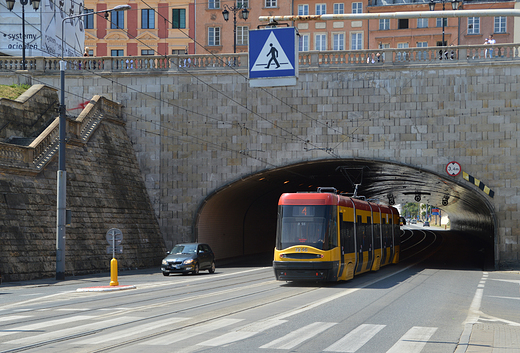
[161,243,216,276]
[423,221,430,227]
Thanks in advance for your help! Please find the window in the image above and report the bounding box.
[111,49,124,56]
[333,3,344,14]
[265,0,277,8]
[379,19,389,30]
[316,4,326,15]
[84,9,94,29]
[87,49,94,56]
[398,19,409,29]
[208,27,220,46]
[172,9,186,29]
[110,10,125,29]
[142,9,154,29]
[237,0,248,8]
[352,2,362,14]
[237,26,248,46]
[208,0,219,9]
[495,17,506,33]
[315,34,326,50]
[298,4,308,15]
[436,18,447,28]
[468,17,479,34]
[142,50,154,55]
[299,34,309,52]
[333,33,344,50]
[351,32,362,50]
[417,18,428,28]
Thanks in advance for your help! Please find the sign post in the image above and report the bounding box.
[106,228,123,286]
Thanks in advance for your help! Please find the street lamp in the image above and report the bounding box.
[429,0,460,47]
[56,4,131,280]
[6,0,41,70]
[222,3,249,65]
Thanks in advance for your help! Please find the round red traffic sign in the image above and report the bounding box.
[446,161,461,176]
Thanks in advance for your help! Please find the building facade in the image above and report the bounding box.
[194,0,292,55]
[367,0,514,51]
[84,0,194,57]
[83,0,514,57]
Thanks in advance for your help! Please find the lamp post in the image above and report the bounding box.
[56,4,131,280]
[6,0,41,70]
[222,4,249,65]
[429,0,460,47]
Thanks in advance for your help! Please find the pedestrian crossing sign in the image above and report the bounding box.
[248,27,298,87]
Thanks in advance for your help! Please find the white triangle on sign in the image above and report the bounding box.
[251,32,294,72]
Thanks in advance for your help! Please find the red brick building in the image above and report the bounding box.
[84,0,194,57]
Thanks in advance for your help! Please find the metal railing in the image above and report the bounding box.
[0,44,518,74]
[0,96,122,172]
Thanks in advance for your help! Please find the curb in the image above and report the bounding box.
[76,285,137,292]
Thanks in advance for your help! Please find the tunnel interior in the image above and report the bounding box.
[195,159,496,266]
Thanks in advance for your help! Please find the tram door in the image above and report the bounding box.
[339,211,355,278]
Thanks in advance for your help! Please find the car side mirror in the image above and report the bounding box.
[166,251,170,255]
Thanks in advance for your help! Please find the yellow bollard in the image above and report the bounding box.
[110,258,119,286]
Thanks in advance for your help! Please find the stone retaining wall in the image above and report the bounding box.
[0,88,166,282]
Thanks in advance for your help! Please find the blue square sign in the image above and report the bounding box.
[249,27,297,84]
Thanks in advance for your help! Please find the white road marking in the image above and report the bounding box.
[4,316,139,345]
[0,316,95,337]
[260,322,337,349]
[386,326,437,353]
[0,315,30,323]
[139,318,243,345]
[324,324,386,352]
[75,317,191,344]
[198,319,287,346]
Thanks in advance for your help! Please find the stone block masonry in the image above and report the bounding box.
[0,90,166,282]
[1,52,519,268]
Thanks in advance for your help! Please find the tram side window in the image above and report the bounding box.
[373,222,381,249]
[340,217,355,253]
[366,216,373,251]
[356,215,365,252]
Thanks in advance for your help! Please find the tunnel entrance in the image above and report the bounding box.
[195,159,496,267]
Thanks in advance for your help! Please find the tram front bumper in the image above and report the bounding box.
[273,261,338,281]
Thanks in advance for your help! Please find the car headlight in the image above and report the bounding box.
[183,259,194,265]
[162,260,168,265]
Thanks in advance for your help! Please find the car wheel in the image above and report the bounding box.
[209,261,216,274]
[193,263,199,275]
[162,272,169,276]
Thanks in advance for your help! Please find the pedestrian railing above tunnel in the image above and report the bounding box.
[0,43,519,73]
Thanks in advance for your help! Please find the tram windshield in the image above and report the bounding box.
[276,205,337,250]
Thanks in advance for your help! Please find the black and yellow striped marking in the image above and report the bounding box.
[463,172,495,198]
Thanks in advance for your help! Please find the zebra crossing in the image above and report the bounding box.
[0,313,441,352]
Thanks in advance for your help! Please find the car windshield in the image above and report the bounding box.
[170,244,197,254]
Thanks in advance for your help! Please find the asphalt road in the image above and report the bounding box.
[0,227,519,353]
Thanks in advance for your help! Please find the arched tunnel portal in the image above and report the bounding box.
[195,159,497,268]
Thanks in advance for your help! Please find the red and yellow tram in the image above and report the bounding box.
[273,187,400,282]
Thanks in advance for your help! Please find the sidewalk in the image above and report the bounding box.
[466,324,520,353]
